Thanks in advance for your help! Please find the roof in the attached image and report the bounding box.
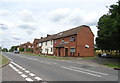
[39,25,90,43]
[33,38,40,43]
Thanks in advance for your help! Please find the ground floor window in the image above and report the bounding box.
[70,48,75,52]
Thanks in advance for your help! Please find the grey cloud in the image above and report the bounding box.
[13,37,21,40]
[0,24,8,30]
[18,23,36,30]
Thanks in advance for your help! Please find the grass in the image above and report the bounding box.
[0,53,10,67]
[21,52,70,60]
[79,57,97,59]
[104,63,120,68]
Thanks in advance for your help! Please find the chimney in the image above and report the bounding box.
[41,37,43,39]
[47,34,51,37]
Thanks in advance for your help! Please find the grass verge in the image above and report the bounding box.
[79,57,97,59]
[21,52,70,60]
[0,53,10,67]
[104,63,120,68]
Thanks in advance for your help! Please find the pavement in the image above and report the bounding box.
[1,52,119,82]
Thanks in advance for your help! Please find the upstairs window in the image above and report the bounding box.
[70,37,75,41]
[54,40,57,44]
[61,39,64,43]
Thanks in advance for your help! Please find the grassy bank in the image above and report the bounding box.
[0,53,10,67]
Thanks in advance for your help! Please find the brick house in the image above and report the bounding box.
[38,25,94,57]
[33,38,40,54]
[19,42,33,52]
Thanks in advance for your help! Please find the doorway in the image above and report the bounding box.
[65,48,68,57]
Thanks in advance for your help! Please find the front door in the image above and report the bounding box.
[65,48,68,57]
[58,48,60,56]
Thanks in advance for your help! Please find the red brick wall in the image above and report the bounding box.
[76,26,94,57]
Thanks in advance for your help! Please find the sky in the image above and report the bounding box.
[0,0,118,49]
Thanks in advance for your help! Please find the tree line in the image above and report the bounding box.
[96,1,120,52]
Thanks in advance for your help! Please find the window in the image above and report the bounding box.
[46,41,47,46]
[70,48,75,52]
[51,48,53,52]
[51,40,52,45]
[54,40,57,44]
[61,39,64,43]
[70,37,75,41]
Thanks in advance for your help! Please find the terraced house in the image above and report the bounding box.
[36,25,94,57]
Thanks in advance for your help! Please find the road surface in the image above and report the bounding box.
[2,52,119,82]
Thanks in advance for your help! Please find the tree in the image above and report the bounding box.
[9,46,18,52]
[96,1,120,51]
[19,47,24,52]
[2,48,8,52]
[26,48,33,52]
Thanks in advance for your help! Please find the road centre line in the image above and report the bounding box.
[69,66,108,76]
[61,66,101,77]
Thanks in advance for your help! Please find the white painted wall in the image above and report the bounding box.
[40,40,53,54]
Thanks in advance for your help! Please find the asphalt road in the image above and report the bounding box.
[2,52,119,82]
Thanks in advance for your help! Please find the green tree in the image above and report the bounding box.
[19,47,24,52]
[96,1,120,51]
[26,48,33,52]
[2,48,8,52]
[9,46,18,52]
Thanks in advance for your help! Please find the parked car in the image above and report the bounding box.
[13,50,19,54]
[101,53,111,58]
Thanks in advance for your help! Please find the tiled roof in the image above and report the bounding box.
[39,25,89,43]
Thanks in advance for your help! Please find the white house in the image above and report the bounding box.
[40,40,54,54]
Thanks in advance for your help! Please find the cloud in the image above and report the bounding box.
[13,37,21,40]
[18,22,37,34]
[0,9,11,16]
[0,23,9,30]
[47,8,98,26]
[18,9,34,22]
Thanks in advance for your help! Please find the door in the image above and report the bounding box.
[58,48,60,57]
[65,48,68,57]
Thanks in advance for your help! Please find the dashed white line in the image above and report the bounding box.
[21,74,27,78]
[29,73,35,77]
[9,61,43,81]
[25,78,33,82]
[25,70,30,73]
[34,77,42,81]
[18,71,23,74]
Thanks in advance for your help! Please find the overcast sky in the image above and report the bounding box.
[0,0,118,49]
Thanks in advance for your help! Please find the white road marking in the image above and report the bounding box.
[21,74,27,78]
[34,77,42,81]
[25,70,30,73]
[9,62,43,81]
[21,68,26,71]
[14,69,19,72]
[69,66,108,76]
[18,71,23,74]
[29,73,35,77]
[61,66,101,77]
[25,78,33,82]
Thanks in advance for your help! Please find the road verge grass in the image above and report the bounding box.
[0,53,10,67]
[21,52,70,60]
[104,63,120,68]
